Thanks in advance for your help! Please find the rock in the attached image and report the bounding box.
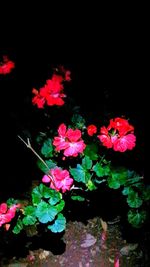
[81,233,97,248]
[38,250,50,260]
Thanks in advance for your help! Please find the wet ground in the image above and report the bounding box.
[1,216,149,267]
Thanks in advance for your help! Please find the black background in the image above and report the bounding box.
[0,10,146,199]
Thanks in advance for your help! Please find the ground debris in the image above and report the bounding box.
[120,243,138,256]
[80,233,97,248]
[0,217,149,267]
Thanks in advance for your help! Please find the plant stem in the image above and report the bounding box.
[18,135,55,186]
[70,185,83,190]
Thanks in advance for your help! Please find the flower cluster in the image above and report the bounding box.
[97,117,136,152]
[32,68,71,108]
[0,63,147,236]
[0,56,15,74]
[53,123,86,157]
[40,117,136,193]
[42,167,73,193]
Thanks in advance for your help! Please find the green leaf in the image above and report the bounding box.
[22,206,36,225]
[6,198,18,207]
[93,162,110,177]
[55,200,65,213]
[37,159,56,174]
[111,168,127,185]
[85,172,92,182]
[13,219,23,234]
[22,215,37,225]
[70,164,91,184]
[127,191,143,208]
[128,209,147,228]
[32,186,42,205]
[41,138,53,158]
[48,191,62,205]
[71,196,85,201]
[39,183,54,198]
[70,164,86,183]
[107,167,128,189]
[36,132,47,144]
[86,180,97,191]
[107,176,121,189]
[82,156,92,170]
[36,201,58,223]
[24,206,36,215]
[142,185,150,201]
[47,213,66,233]
[122,187,134,196]
[84,144,98,160]
[71,114,86,129]
[127,170,137,179]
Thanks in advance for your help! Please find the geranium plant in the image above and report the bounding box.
[0,64,148,237]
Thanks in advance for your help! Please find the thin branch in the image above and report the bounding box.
[18,135,55,186]
[70,185,83,190]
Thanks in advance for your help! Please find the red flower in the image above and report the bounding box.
[46,74,63,93]
[98,126,114,148]
[32,69,71,108]
[32,94,46,108]
[87,124,97,136]
[65,70,71,81]
[57,65,71,81]
[97,118,136,152]
[0,56,15,75]
[46,93,65,106]
[110,118,134,136]
[98,134,113,148]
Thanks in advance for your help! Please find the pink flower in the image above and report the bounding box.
[98,134,113,148]
[114,257,120,267]
[64,140,86,157]
[42,175,51,183]
[53,124,68,151]
[53,124,86,157]
[113,134,136,152]
[87,124,97,136]
[42,167,73,193]
[0,203,20,227]
[0,203,7,213]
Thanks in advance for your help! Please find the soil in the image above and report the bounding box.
[0,216,149,267]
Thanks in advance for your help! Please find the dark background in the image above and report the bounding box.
[0,13,146,199]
